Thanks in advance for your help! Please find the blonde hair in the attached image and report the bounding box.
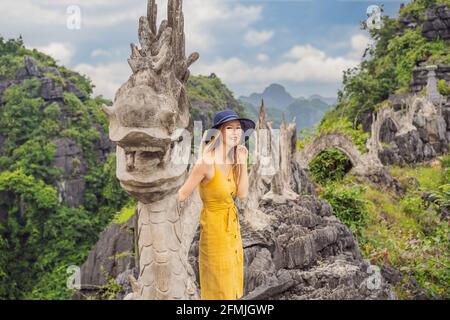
[199,125,241,189]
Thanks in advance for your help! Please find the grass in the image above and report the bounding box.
[317,155,450,299]
[112,199,137,225]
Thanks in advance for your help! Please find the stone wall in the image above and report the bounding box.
[410,64,450,94]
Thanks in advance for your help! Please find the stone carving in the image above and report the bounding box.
[101,0,200,299]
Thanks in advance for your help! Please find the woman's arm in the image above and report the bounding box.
[236,145,249,200]
[177,158,208,202]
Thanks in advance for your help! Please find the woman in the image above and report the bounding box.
[177,109,255,300]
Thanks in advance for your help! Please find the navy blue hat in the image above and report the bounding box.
[211,109,256,135]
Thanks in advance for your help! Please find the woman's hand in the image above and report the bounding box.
[236,145,248,165]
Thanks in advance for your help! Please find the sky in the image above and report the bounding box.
[0,0,408,100]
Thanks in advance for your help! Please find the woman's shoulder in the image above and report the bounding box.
[195,152,214,167]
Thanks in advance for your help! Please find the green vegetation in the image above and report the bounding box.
[321,183,369,241]
[321,0,450,130]
[112,199,137,224]
[187,74,249,119]
[0,36,130,299]
[315,156,449,299]
[399,0,450,20]
[308,148,353,184]
[304,0,450,299]
[438,79,450,97]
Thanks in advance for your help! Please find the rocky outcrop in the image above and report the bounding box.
[377,97,450,166]
[73,214,137,300]
[10,55,87,100]
[188,164,394,300]
[398,3,450,42]
[422,4,450,41]
[52,138,88,207]
[371,4,450,166]
[0,54,115,208]
[75,158,395,300]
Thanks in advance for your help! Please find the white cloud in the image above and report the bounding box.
[154,0,263,53]
[0,1,65,26]
[82,7,145,28]
[284,44,326,61]
[192,29,371,97]
[192,43,360,88]
[91,49,111,58]
[74,61,131,99]
[244,29,274,47]
[38,0,133,8]
[34,42,75,66]
[0,1,139,30]
[346,33,372,60]
[0,0,264,58]
[256,53,269,62]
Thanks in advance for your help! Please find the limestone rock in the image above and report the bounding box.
[72,214,137,300]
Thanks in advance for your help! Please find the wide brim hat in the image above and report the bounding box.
[210,109,256,136]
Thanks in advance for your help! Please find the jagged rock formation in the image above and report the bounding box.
[375,94,449,166]
[0,54,114,208]
[184,102,395,299]
[296,65,449,190]
[398,3,450,41]
[73,214,137,300]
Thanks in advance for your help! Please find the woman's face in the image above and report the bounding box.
[220,120,243,148]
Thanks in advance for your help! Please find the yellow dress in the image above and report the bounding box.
[198,150,244,300]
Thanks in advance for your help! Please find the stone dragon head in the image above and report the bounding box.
[102,0,199,203]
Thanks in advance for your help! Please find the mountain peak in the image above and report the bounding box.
[263,83,288,94]
[240,83,294,110]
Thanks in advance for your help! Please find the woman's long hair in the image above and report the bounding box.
[199,124,241,190]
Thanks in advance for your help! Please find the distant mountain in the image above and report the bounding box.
[239,84,336,130]
[308,94,337,106]
[239,83,295,110]
[240,99,285,128]
[287,97,333,130]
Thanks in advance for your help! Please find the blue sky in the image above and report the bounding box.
[0,0,407,100]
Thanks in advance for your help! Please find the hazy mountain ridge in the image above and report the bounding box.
[239,83,336,129]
